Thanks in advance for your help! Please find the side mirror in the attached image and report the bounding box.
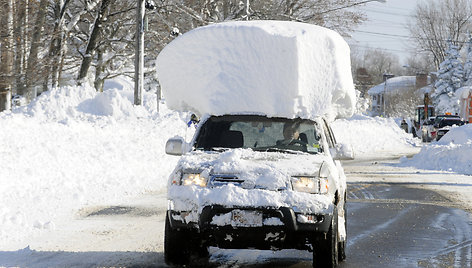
[165,137,187,156]
[330,143,354,161]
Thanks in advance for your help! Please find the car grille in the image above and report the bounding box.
[209,174,244,187]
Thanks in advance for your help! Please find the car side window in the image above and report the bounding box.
[322,119,336,148]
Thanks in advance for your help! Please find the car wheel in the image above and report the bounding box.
[338,240,346,262]
[164,214,209,266]
[313,205,339,268]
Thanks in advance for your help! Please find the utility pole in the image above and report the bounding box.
[246,0,249,20]
[134,0,145,106]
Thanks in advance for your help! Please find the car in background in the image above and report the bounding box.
[11,95,26,107]
[421,116,436,142]
[435,117,466,141]
[422,114,460,142]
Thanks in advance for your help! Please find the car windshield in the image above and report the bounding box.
[434,115,460,125]
[194,115,323,154]
[439,119,464,128]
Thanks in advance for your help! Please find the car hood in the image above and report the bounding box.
[175,148,327,191]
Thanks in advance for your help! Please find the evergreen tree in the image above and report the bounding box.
[432,40,463,113]
[463,34,472,85]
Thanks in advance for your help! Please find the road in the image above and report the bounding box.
[1,158,471,267]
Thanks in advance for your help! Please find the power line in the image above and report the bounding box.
[369,2,413,12]
[354,30,412,39]
[366,22,408,30]
[369,18,407,26]
[364,8,412,17]
[353,29,472,44]
[349,43,410,53]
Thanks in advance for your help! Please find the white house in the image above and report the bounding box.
[457,87,472,123]
[368,74,430,116]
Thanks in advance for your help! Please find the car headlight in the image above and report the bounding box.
[291,176,328,194]
[181,173,207,187]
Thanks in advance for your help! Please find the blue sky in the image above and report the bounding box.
[348,0,419,63]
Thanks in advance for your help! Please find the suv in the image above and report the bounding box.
[164,114,352,267]
[423,114,460,142]
[435,117,466,141]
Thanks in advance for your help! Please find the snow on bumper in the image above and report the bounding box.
[168,183,334,231]
[168,183,332,215]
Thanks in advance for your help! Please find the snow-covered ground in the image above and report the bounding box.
[332,114,421,159]
[399,123,472,175]
[1,77,471,254]
[0,79,190,250]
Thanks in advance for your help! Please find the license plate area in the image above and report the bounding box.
[231,209,263,227]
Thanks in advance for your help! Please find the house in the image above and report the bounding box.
[368,73,430,116]
[457,87,472,123]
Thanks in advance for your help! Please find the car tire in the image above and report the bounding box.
[313,205,339,268]
[164,214,209,266]
[338,240,346,262]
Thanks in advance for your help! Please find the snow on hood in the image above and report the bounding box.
[168,149,334,214]
[176,149,326,190]
[156,20,355,121]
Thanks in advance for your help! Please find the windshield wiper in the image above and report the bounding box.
[210,147,231,152]
[253,147,305,154]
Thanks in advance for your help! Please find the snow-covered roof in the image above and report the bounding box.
[156,20,355,121]
[368,76,428,95]
[418,84,433,94]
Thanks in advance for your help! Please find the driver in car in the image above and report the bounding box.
[277,122,306,146]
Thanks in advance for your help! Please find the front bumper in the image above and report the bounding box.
[167,205,333,250]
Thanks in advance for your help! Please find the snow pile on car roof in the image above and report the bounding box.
[156,21,355,121]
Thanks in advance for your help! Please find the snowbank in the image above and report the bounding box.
[400,124,472,175]
[332,115,421,159]
[0,79,190,248]
[157,20,355,121]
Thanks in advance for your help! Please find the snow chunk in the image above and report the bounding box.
[156,21,355,121]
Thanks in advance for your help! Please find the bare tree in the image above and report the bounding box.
[41,0,72,91]
[13,0,29,96]
[2,0,371,102]
[408,0,472,69]
[351,47,402,86]
[403,53,435,76]
[384,85,421,118]
[0,0,14,111]
[159,0,366,35]
[24,0,49,101]
[77,0,113,83]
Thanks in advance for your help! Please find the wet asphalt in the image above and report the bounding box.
[208,163,472,268]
